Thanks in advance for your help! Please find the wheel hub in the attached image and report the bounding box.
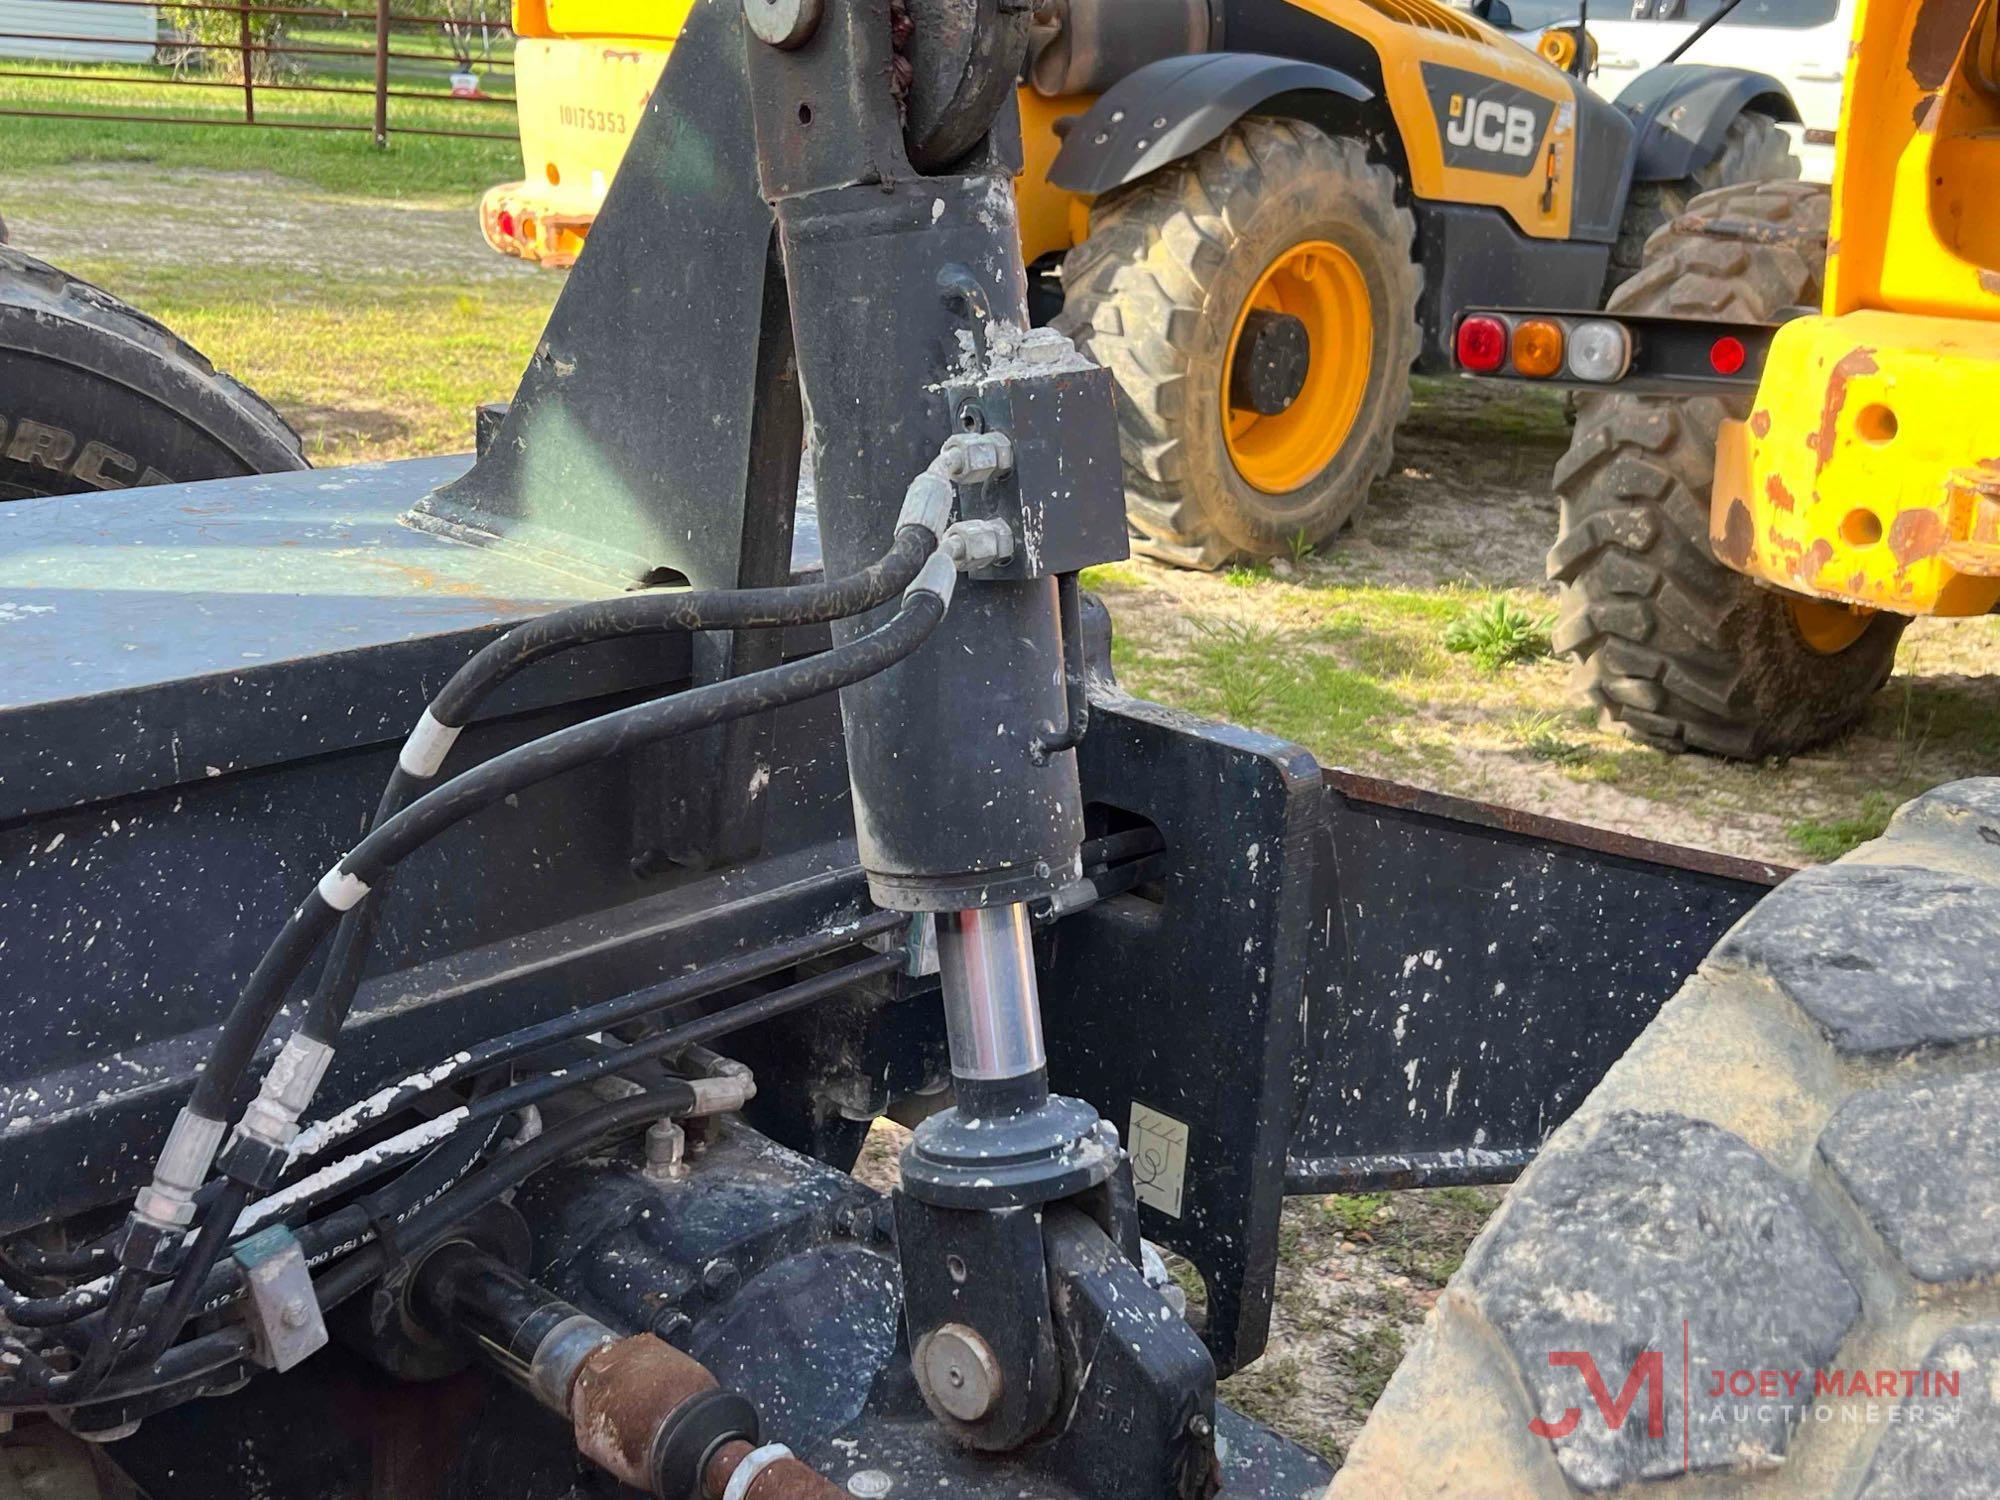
[1229,309,1312,416]
[1223,240,1372,495]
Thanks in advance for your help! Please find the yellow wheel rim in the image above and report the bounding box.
[1223,239,1373,496]
[1788,596,1875,655]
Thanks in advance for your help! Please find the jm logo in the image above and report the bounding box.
[1528,1351,1666,1440]
[1446,94,1540,157]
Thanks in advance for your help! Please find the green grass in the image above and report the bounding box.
[68,258,557,464]
[1443,598,1554,671]
[1787,791,1896,861]
[0,58,518,200]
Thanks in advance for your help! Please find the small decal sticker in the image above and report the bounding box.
[1129,1101,1191,1218]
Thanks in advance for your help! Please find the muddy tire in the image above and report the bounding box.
[1333,777,2000,1497]
[1053,119,1419,570]
[1549,180,1904,759]
[1606,111,1800,296]
[0,246,304,502]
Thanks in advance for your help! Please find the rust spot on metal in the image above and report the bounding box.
[572,1334,716,1492]
[1981,270,2000,296]
[1716,497,1757,568]
[1323,768,1791,884]
[1766,473,1797,512]
[1909,0,1984,86]
[1809,347,1879,476]
[703,1439,844,1500]
[1845,571,1868,595]
[1799,537,1836,583]
[1889,507,1949,565]
[1750,409,1773,438]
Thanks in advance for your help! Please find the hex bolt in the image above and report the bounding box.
[914,1323,1002,1424]
[847,1471,895,1498]
[743,0,821,48]
[279,1295,311,1330]
[649,1308,694,1346]
[700,1258,741,1301]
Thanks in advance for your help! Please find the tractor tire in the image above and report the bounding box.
[1549,180,1905,759]
[0,246,304,502]
[1606,110,1800,296]
[1054,119,1420,570]
[1333,776,2000,1498]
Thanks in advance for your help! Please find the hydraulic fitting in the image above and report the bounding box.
[943,518,1016,570]
[129,1107,226,1238]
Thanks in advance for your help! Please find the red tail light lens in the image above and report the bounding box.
[1709,335,1747,375]
[496,210,518,238]
[1456,315,1509,374]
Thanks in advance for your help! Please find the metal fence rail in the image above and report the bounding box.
[0,0,517,144]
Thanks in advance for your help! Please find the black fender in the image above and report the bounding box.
[1045,52,1374,195]
[1614,63,1800,182]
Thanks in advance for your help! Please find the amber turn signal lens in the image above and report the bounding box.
[1510,319,1564,378]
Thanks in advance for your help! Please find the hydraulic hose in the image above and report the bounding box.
[244,953,898,1240]
[286,910,905,1168]
[105,569,951,1385]
[371,1087,697,1269]
[294,521,937,1054]
[339,589,945,889]
[452,952,899,1130]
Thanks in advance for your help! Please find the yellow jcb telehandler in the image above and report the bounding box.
[485,0,1807,568]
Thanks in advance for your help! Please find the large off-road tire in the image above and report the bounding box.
[1606,110,1800,295]
[0,246,304,502]
[1549,180,1905,759]
[1053,119,1420,570]
[1334,777,2000,1497]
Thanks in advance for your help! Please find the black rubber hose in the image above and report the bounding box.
[428,525,934,725]
[108,563,942,1389]
[289,912,906,1166]
[341,594,945,888]
[0,1326,256,1413]
[298,525,932,1052]
[455,952,900,1129]
[373,1087,696,1270]
[184,590,941,1147]
[125,1181,249,1370]
[186,897,343,1123]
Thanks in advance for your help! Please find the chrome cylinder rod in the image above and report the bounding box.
[935,905,1048,1100]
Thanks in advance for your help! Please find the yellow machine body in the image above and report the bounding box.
[1710,0,2000,619]
[485,0,1587,270]
[480,0,685,267]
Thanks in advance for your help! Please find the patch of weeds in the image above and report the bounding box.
[1320,1193,1390,1237]
[1444,598,1553,671]
[1287,529,1317,565]
[1514,710,1591,766]
[1223,565,1265,589]
[1334,1322,1406,1416]
[1787,791,1895,861]
[1188,620,1300,726]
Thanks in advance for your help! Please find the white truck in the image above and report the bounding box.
[1495,0,1853,181]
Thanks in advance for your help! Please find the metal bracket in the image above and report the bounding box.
[233,1226,328,1372]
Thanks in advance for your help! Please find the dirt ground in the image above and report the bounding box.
[12,162,1999,1473]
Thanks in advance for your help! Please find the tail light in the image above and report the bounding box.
[1455,315,1508,374]
[1510,319,1564,378]
[1566,320,1632,382]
